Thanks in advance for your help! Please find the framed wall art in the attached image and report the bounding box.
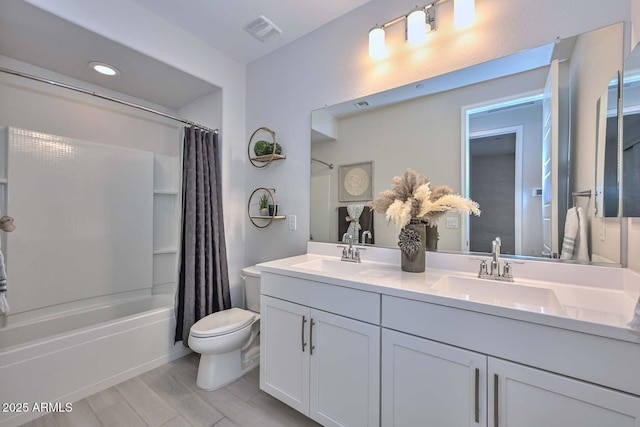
[339,161,373,202]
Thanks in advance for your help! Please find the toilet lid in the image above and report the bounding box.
[190,308,255,338]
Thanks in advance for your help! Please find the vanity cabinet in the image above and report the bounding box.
[489,358,640,427]
[260,276,380,427]
[381,328,487,426]
[382,328,640,427]
[382,293,640,427]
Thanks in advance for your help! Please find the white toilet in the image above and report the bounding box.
[188,266,261,390]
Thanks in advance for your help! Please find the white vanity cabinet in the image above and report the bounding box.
[489,358,640,427]
[260,273,380,427]
[382,328,640,427]
[382,295,640,427]
[381,328,487,426]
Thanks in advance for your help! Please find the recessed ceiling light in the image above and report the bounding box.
[89,61,120,76]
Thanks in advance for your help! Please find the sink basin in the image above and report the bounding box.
[293,258,368,275]
[432,275,563,314]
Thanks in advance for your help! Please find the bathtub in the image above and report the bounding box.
[0,294,190,427]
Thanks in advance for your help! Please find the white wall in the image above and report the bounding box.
[570,23,624,263]
[246,0,632,267]
[23,0,248,305]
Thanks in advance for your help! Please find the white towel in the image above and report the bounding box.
[560,207,589,261]
[575,207,589,262]
[0,239,8,314]
[345,204,364,240]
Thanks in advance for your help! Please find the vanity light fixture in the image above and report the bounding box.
[368,25,387,60]
[88,61,120,76]
[454,0,475,28]
[369,0,475,59]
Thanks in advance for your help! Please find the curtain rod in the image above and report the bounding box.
[0,66,218,134]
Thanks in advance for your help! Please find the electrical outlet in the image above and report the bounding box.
[446,216,459,229]
[288,215,297,230]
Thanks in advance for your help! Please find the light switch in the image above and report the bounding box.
[288,215,297,230]
[446,216,459,229]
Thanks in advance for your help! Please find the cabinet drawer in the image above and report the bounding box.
[261,272,380,324]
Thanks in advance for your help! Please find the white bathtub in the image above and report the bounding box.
[0,294,190,427]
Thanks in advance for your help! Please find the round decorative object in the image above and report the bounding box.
[248,127,283,168]
[398,228,422,255]
[344,167,370,196]
[248,187,277,228]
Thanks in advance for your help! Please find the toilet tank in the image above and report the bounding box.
[242,266,261,313]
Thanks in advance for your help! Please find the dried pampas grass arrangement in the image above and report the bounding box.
[370,168,480,229]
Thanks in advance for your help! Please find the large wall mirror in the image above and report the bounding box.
[623,41,640,217]
[310,22,624,265]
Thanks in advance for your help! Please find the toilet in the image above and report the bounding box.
[188,266,261,390]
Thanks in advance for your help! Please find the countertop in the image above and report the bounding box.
[257,252,640,345]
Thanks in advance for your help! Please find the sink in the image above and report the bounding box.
[432,275,563,314]
[293,258,369,275]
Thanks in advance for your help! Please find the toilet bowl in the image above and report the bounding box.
[188,266,261,390]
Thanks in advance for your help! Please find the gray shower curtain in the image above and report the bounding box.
[175,127,231,344]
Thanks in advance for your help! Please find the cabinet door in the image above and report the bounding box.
[260,296,310,415]
[309,309,380,427]
[381,329,487,427]
[489,358,640,427]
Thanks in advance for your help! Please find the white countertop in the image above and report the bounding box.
[257,248,640,345]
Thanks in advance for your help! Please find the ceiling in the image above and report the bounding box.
[0,0,370,110]
[128,0,371,65]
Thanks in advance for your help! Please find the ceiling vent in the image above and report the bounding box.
[354,100,371,109]
[243,15,282,43]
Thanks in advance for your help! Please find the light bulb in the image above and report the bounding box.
[454,0,475,28]
[407,9,427,45]
[369,26,387,60]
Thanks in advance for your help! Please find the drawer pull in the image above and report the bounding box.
[310,319,316,355]
[301,316,307,352]
[494,374,499,427]
[475,368,480,423]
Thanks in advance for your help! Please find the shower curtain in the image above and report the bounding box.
[175,127,231,344]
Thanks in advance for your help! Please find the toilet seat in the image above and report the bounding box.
[190,308,256,338]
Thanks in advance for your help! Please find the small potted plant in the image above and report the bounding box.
[259,192,270,216]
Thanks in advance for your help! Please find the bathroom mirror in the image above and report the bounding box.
[595,73,621,218]
[622,42,640,217]
[310,22,623,265]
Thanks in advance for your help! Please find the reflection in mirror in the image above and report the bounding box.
[595,74,621,218]
[310,23,623,265]
[623,44,640,217]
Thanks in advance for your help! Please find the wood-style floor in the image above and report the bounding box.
[22,353,321,427]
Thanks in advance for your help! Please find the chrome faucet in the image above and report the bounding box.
[478,236,513,282]
[490,237,501,277]
[361,230,372,244]
[338,234,365,263]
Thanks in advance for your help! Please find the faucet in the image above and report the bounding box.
[361,230,372,245]
[478,236,513,282]
[491,237,501,277]
[337,234,365,263]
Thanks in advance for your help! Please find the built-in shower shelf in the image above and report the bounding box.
[154,189,178,195]
[0,178,7,184]
[153,247,178,255]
